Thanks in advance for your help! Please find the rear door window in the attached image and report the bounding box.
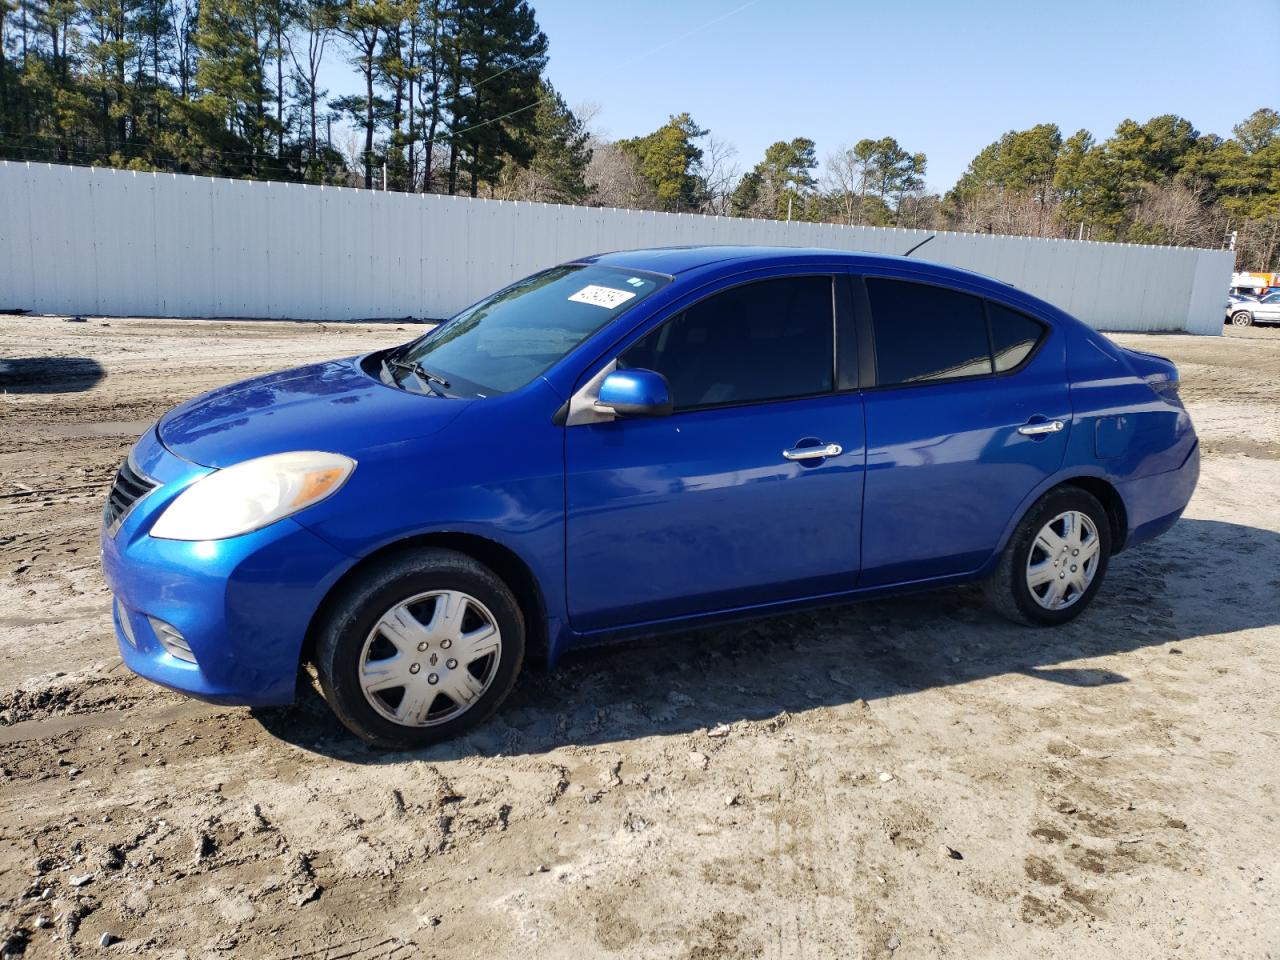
[866,279,991,385]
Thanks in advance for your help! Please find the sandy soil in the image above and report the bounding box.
[0,314,1277,959]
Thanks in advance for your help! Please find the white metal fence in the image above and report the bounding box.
[0,161,1234,333]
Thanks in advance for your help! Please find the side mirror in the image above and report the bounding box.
[596,369,672,418]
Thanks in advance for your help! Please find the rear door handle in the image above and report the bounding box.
[1017,420,1065,436]
[783,443,842,461]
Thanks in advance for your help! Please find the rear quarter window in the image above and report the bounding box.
[988,302,1045,372]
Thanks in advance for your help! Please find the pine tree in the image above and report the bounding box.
[731,137,817,219]
[334,0,401,187]
[187,0,282,175]
[494,78,588,201]
[617,112,707,211]
[445,0,545,196]
[285,0,337,175]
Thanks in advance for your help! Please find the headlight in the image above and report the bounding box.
[150,451,355,541]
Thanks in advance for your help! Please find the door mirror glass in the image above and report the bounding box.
[596,369,672,418]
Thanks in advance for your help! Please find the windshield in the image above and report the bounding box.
[393,265,669,396]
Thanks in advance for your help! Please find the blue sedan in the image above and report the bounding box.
[101,247,1200,747]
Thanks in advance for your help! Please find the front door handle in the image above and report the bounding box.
[783,442,842,461]
[1017,419,1065,436]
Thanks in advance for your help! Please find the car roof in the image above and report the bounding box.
[576,244,1006,288]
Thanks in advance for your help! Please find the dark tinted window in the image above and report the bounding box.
[988,303,1044,371]
[867,279,991,385]
[620,277,833,411]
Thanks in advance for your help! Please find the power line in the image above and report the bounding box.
[437,0,762,143]
[0,131,322,166]
[443,0,761,102]
[0,0,763,168]
[454,48,545,98]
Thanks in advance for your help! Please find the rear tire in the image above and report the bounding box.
[983,486,1111,626]
[314,548,525,748]
[1231,310,1253,327]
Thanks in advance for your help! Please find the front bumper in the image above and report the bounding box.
[101,429,353,707]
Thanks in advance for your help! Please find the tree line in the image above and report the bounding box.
[1,0,1276,268]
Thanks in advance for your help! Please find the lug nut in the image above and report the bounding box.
[428,673,439,685]
[441,639,452,649]
[417,642,428,651]
[409,663,420,675]
[446,658,457,669]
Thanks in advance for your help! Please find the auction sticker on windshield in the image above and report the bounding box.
[568,285,636,309]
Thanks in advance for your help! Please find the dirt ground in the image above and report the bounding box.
[0,314,1277,960]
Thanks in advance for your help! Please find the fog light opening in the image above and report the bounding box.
[147,616,197,664]
[115,599,138,649]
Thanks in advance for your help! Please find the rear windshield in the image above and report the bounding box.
[398,265,668,396]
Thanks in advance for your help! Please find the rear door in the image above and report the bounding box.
[855,276,1071,586]
[563,273,866,633]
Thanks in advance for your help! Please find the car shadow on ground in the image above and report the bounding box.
[252,516,1280,762]
[0,357,105,393]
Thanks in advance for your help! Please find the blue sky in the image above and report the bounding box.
[324,0,1280,192]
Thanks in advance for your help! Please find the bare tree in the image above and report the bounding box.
[951,186,1065,238]
[823,147,865,225]
[335,126,369,185]
[1234,214,1280,271]
[697,135,739,215]
[169,0,198,100]
[286,0,334,168]
[1131,181,1219,247]
[585,138,655,210]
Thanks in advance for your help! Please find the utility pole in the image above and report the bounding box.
[786,197,792,222]
[383,161,388,192]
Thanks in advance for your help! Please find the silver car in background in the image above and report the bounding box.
[1226,292,1280,327]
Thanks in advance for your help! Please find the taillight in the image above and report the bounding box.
[1146,374,1182,406]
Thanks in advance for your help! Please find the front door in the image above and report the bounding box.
[564,275,865,633]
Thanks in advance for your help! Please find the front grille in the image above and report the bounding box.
[104,459,158,534]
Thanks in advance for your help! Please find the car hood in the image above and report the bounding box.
[158,355,470,467]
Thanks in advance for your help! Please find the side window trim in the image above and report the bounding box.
[848,274,877,389]
[835,274,862,391]
[852,273,1051,392]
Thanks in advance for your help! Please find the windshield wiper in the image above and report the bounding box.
[385,355,452,396]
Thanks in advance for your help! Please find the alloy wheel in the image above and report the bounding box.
[1025,510,1101,610]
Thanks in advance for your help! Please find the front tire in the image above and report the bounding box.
[1231,310,1253,327]
[314,548,525,748]
[983,487,1111,626]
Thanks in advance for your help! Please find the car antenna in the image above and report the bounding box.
[902,234,935,257]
